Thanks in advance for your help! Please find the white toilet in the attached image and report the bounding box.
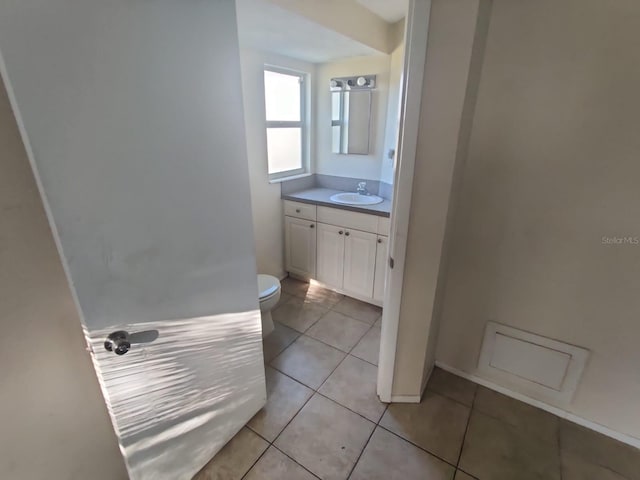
[257,274,281,337]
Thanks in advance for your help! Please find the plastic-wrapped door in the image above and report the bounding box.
[0,1,265,478]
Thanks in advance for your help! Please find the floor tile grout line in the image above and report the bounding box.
[269,318,379,368]
[346,319,376,354]
[312,349,387,422]
[454,389,476,469]
[268,331,342,361]
[345,422,377,479]
[314,390,387,425]
[239,443,270,480]
[349,353,378,368]
[240,428,322,480]
[456,468,479,480]
[269,331,358,364]
[375,423,461,471]
[271,444,322,479]
[305,317,372,352]
[423,371,478,409]
[267,340,348,385]
[263,320,302,361]
[557,415,563,480]
[469,404,562,449]
[328,307,381,327]
[347,322,380,366]
[281,289,342,311]
[243,388,319,479]
[344,402,390,479]
[272,301,328,335]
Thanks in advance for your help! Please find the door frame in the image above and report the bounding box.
[377,0,432,402]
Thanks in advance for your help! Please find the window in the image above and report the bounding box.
[264,67,307,179]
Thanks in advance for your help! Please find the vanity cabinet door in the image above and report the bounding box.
[343,229,377,298]
[285,216,316,278]
[316,223,345,288]
[373,235,388,302]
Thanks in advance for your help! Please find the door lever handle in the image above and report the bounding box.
[104,330,131,355]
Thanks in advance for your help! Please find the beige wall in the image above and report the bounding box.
[391,0,487,396]
[0,78,126,478]
[436,0,640,440]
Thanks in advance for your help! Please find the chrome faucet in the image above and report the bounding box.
[356,181,370,196]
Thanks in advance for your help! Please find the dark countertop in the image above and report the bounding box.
[282,188,391,218]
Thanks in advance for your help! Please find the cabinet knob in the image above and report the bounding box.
[338,230,344,235]
[296,208,301,213]
[345,231,350,236]
[310,224,315,229]
[378,238,383,243]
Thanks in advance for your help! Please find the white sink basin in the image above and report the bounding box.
[329,192,384,206]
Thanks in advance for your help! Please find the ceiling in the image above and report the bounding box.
[236,0,381,63]
[355,0,408,23]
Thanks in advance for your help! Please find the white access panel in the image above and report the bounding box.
[491,333,570,390]
[478,322,589,405]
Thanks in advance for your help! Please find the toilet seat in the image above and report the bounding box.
[258,274,280,301]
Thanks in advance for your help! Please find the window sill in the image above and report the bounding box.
[269,172,313,184]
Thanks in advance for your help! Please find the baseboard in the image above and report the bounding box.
[387,363,432,404]
[435,361,640,450]
[390,394,422,403]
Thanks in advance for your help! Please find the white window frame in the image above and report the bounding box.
[264,65,309,181]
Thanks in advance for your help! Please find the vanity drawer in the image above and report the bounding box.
[317,206,378,233]
[284,200,317,221]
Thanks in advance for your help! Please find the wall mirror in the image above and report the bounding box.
[331,75,375,155]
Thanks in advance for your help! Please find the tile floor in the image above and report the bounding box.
[195,277,640,480]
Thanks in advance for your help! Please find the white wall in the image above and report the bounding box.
[316,55,391,181]
[240,49,316,278]
[435,0,640,441]
[0,75,127,480]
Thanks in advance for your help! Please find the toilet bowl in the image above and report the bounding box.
[258,274,281,337]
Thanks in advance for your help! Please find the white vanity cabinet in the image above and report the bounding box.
[284,200,389,306]
[284,214,316,278]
